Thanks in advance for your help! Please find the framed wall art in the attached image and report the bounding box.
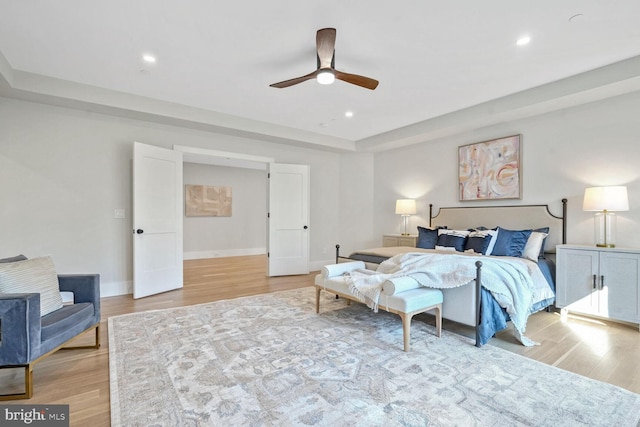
[458,134,521,201]
[185,185,232,217]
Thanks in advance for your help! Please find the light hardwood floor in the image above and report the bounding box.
[2,255,639,426]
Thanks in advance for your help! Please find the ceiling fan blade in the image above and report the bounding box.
[334,70,379,90]
[316,28,336,69]
[269,70,319,88]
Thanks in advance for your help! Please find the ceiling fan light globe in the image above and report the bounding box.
[316,70,335,85]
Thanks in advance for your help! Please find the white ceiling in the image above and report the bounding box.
[1,1,639,152]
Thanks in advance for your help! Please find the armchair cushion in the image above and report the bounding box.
[0,257,63,316]
[40,303,94,343]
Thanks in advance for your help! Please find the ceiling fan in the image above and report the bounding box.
[269,28,379,90]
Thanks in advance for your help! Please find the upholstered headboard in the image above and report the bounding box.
[429,199,567,254]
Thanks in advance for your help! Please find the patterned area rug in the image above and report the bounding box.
[109,287,640,426]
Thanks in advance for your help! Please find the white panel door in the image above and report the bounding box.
[133,142,183,298]
[268,163,309,276]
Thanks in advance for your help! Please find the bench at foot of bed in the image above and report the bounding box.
[314,261,443,352]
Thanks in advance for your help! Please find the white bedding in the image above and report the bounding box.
[345,250,553,346]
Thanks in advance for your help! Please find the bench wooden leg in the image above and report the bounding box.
[400,312,413,352]
[315,286,321,313]
[399,304,442,352]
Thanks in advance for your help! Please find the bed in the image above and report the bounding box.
[334,199,567,346]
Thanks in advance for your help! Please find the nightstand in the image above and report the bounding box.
[383,234,417,247]
[556,244,640,330]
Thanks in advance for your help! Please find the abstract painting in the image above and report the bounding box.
[185,185,232,217]
[458,135,521,201]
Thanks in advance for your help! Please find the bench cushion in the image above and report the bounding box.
[317,275,443,314]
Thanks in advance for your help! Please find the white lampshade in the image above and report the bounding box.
[583,186,629,212]
[395,199,417,215]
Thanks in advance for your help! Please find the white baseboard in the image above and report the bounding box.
[101,280,132,297]
[184,248,266,260]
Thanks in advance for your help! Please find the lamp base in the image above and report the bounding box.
[594,211,617,248]
[401,215,410,236]
[596,243,615,248]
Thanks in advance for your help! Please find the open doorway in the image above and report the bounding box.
[176,145,310,276]
[175,145,274,261]
[133,143,309,298]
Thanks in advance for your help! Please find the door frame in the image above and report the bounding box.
[174,145,274,170]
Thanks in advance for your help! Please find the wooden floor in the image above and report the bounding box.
[2,255,639,426]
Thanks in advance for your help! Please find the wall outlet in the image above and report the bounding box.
[114,209,125,219]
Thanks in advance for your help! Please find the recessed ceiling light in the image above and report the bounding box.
[142,54,157,64]
[345,111,354,118]
[516,36,531,46]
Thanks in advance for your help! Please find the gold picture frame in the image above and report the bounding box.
[458,135,521,201]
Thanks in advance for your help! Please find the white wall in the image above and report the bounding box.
[0,97,342,296]
[5,88,636,297]
[338,153,376,255]
[183,163,266,259]
[373,91,640,249]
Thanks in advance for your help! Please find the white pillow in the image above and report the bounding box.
[435,245,457,251]
[522,232,549,262]
[0,256,63,316]
[437,229,471,237]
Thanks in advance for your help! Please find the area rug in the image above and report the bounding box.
[109,287,640,426]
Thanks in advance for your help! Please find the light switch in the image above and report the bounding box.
[114,209,125,219]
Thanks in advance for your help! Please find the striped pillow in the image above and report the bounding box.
[0,256,63,316]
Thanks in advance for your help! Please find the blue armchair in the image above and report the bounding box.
[0,273,101,400]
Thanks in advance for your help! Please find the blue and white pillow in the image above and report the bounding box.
[465,229,497,255]
[436,229,470,252]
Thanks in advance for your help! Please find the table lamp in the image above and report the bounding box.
[583,186,629,248]
[395,199,417,236]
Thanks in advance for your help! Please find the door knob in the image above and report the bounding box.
[136,229,144,234]
[303,225,308,229]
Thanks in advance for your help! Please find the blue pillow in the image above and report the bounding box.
[491,227,532,257]
[417,226,439,249]
[436,231,468,252]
